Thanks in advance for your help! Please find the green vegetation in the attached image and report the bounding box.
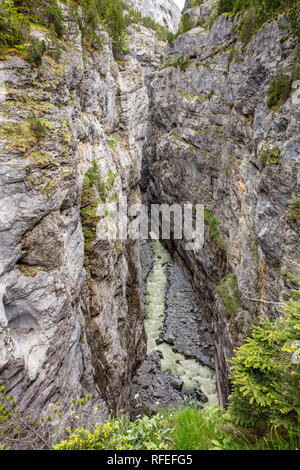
[0,0,173,61]
[1,290,299,450]
[259,146,281,166]
[227,44,239,70]
[0,0,126,60]
[204,208,226,250]
[25,38,47,66]
[287,193,300,227]
[170,406,300,450]
[216,0,300,44]
[54,413,171,450]
[239,6,257,44]
[27,112,48,138]
[178,12,193,35]
[95,0,129,58]
[121,2,174,43]
[80,162,116,252]
[80,161,104,251]
[215,274,241,319]
[0,113,51,153]
[0,0,28,46]
[267,68,300,109]
[171,53,190,71]
[189,0,204,6]
[228,289,300,431]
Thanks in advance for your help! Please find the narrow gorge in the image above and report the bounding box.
[0,0,299,450]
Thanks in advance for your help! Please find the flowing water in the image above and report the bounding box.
[144,240,218,407]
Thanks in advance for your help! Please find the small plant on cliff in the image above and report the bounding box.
[215,274,241,319]
[103,0,129,58]
[267,70,300,109]
[27,111,47,138]
[173,53,190,72]
[287,193,300,227]
[44,0,64,38]
[239,7,258,45]
[178,13,192,35]
[26,38,47,66]
[204,209,225,251]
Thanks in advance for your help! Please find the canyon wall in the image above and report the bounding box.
[0,0,299,420]
[0,4,162,419]
[126,0,181,32]
[144,0,300,404]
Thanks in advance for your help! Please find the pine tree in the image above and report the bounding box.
[104,0,128,59]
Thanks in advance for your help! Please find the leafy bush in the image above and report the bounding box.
[26,37,46,66]
[105,0,129,58]
[0,0,29,46]
[216,0,300,41]
[215,274,241,319]
[27,111,47,137]
[44,0,64,38]
[172,53,190,72]
[239,6,258,44]
[53,413,172,450]
[178,13,192,35]
[47,24,61,61]
[287,193,300,227]
[53,422,132,450]
[228,290,300,430]
[267,72,298,108]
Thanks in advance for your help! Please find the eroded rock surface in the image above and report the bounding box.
[127,0,181,33]
[144,1,300,404]
[0,5,152,420]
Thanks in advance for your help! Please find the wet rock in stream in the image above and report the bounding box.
[131,240,218,413]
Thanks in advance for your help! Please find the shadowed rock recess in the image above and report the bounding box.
[0,0,299,428]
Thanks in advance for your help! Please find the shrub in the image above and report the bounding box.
[215,274,241,319]
[48,24,61,61]
[204,209,225,250]
[267,68,300,109]
[0,0,29,46]
[239,7,258,45]
[26,38,46,66]
[217,0,236,15]
[178,13,192,35]
[27,111,47,137]
[53,413,172,451]
[0,386,98,450]
[53,422,132,450]
[44,0,64,38]
[104,0,129,58]
[173,53,190,72]
[259,146,281,166]
[216,0,300,41]
[287,193,300,227]
[228,289,300,430]
[78,0,99,38]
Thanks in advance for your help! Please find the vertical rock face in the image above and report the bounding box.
[0,0,298,421]
[0,6,153,418]
[144,1,300,404]
[127,0,181,32]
